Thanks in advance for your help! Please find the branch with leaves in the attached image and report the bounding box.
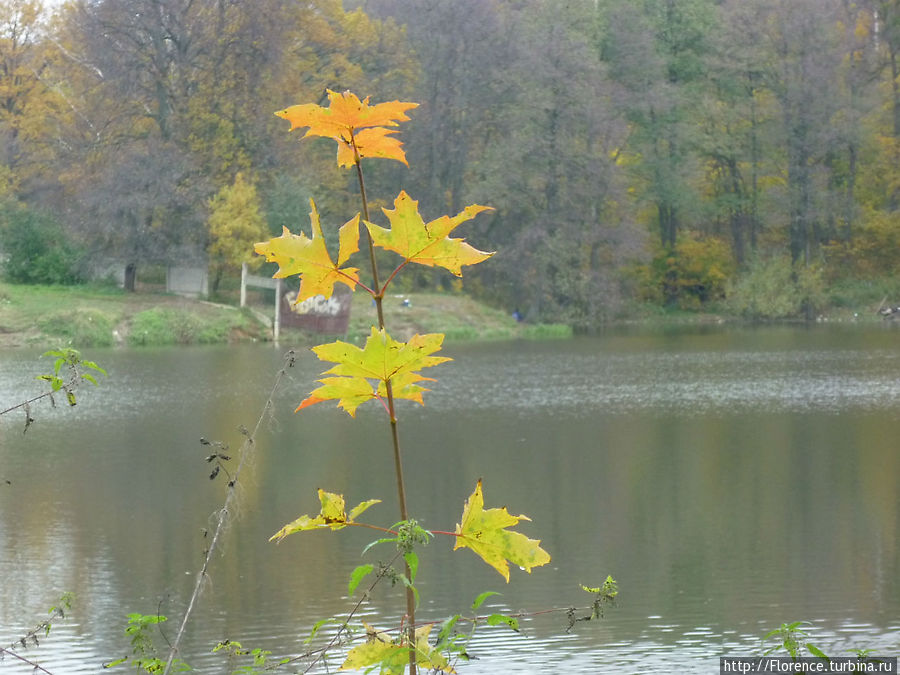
[0,349,106,434]
[0,592,74,675]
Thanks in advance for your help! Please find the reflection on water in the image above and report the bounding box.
[1,325,899,673]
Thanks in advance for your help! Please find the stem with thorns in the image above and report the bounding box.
[0,646,55,674]
[162,351,295,675]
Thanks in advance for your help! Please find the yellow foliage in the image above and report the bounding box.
[838,208,900,277]
[207,173,269,280]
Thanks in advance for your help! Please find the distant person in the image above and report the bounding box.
[512,308,523,322]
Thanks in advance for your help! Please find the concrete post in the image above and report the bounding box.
[240,262,247,308]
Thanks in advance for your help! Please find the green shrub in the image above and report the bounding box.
[129,308,200,346]
[726,255,826,319]
[826,276,900,310]
[37,309,116,347]
[520,323,574,339]
[128,307,248,346]
[0,203,84,285]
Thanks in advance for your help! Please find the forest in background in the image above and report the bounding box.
[2,0,900,328]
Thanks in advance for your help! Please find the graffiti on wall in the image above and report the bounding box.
[281,286,352,333]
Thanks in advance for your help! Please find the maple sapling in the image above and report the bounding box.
[256,89,552,674]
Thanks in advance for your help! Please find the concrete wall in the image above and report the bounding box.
[166,265,208,297]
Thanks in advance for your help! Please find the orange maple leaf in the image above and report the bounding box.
[253,199,360,303]
[275,90,418,167]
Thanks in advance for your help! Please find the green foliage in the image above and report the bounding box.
[567,577,619,631]
[263,174,314,237]
[726,255,826,319]
[128,307,249,346]
[104,614,190,673]
[763,621,828,662]
[37,309,116,347]
[5,592,73,651]
[0,202,84,285]
[128,309,201,346]
[213,640,290,674]
[36,348,106,407]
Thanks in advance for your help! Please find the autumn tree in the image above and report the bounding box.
[761,0,845,265]
[38,0,414,289]
[0,0,67,200]
[603,0,716,254]
[472,0,637,326]
[207,172,268,293]
[697,0,774,264]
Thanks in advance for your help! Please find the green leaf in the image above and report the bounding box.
[361,536,398,556]
[348,564,374,596]
[404,551,419,583]
[306,617,340,645]
[348,498,381,522]
[37,374,65,392]
[397,573,420,609]
[487,614,519,632]
[806,643,829,661]
[435,615,460,648]
[80,359,107,375]
[471,591,500,611]
[102,657,128,668]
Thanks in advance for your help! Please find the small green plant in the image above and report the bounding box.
[1,593,74,674]
[763,621,828,661]
[213,640,291,674]
[0,348,106,434]
[104,614,190,673]
[36,348,107,408]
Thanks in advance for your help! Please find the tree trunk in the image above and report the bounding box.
[124,263,137,292]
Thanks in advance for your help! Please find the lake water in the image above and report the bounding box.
[1,325,899,673]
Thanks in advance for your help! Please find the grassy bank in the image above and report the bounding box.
[0,282,572,349]
[345,292,571,342]
[0,282,266,349]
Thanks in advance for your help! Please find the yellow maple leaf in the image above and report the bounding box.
[270,489,380,543]
[253,199,360,303]
[453,480,551,582]
[296,328,450,415]
[367,191,494,276]
[340,624,455,674]
[275,90,418,167]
